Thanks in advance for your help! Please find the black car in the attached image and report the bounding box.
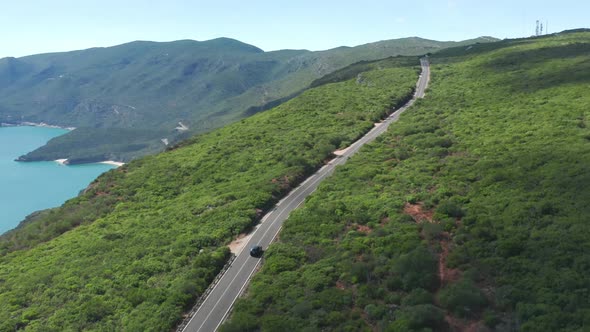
[249,245,263,257]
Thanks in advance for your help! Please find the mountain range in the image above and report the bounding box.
[0,36,496,163]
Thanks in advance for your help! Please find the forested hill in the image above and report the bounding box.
[222,30,590,331]
[0,36,494,163]
[0,56,420,331]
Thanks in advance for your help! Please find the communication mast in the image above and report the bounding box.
[546,20,549,34]
[535,20,547,36]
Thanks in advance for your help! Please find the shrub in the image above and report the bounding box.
[438,280,488,317]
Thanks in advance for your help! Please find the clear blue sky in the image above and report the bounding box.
[1,0,588,58]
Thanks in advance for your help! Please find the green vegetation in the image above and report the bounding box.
[0,59,418,331]
[222,30,590,331]
[0,36,495,162]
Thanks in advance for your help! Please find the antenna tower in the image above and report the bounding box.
[546,20,549,34]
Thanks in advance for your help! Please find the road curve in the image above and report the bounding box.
[180,58,430,332]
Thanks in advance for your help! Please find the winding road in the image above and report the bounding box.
[180,57,430,332]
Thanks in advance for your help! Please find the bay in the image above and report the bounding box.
[0,126,116,234]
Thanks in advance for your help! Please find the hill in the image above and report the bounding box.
[222,30,590,331]
[0,36,495,163]
[0,57,420,331]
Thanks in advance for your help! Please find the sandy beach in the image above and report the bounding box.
[2,122,76,131]
[99,160,125,167]
[54,159,124,167]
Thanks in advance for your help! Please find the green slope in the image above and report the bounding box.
[0,36,495,162]
[222,30,590,331]
[0,57,419,331]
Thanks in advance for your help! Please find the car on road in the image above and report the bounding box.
[249,245,263,257]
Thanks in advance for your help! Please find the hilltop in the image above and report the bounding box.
[0,36,495,163]
[1,29,587,331]
[223,30,590,331]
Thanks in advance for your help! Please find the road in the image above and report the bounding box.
[180,58,430,332]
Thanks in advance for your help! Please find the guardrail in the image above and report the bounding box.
[176,254,236,332]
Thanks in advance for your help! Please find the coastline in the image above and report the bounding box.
[99,160,125,167]
[4,123,124,167]
[1,121,76,131]
[54,159,124,167]
[1,128,120,234]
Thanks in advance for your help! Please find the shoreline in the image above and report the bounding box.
[99,160,125,167]
[1,122,76,131]
[54,159,124,167]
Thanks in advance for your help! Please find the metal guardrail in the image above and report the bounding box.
[176,254,236,332]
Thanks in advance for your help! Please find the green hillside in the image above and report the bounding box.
[0,36,494,163]
[0,57,419,331]
[222,31,590,331]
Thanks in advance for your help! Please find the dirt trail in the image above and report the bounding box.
[403,202,485,332]
[438,233,461,286]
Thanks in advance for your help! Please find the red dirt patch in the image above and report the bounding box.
[407,202,474,331]
[403,202,434,223]
[356,224,372,234]
[271,176,292,190]
[439,234,462,286]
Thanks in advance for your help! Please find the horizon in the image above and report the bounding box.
[2,34,502,59]
[1,0,588,59]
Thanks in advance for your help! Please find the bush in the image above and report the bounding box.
[392,247,438,291]
[401,288,433,306]
[388,304,445,331]
[436,201,464,218]
[422,222,444,241]
[438,280,488,317]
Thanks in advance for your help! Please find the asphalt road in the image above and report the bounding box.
[180,58,430,332]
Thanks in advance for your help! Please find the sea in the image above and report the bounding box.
[0,126,116,234]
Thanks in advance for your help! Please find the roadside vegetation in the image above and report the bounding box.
[222,30,590,331]
[0,58,418,331]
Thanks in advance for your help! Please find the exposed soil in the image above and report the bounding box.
[227,233,250,255]
[403,202,482,332]
[356,224,372,234]
[333,147,350,156]
[403,202,434,223]
[439,233,462,286]
[271,176,292,191]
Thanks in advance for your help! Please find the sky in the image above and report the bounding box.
[1,0,588,58]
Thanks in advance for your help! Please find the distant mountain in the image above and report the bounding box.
[0,36,496,162]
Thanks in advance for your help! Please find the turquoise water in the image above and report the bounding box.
[0,126,116,234]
